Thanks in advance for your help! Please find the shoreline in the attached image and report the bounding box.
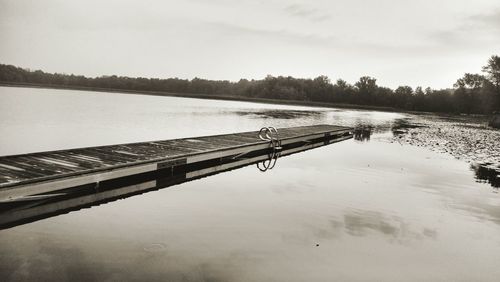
[0,81,397,113]
[1,82,492,120]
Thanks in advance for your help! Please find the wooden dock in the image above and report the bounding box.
[0,125,352,202]
[0,126,352,229]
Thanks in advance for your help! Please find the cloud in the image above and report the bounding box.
[468,8,500,27]
[206,21,337,46]
[428,9,500,46]
[206,20,450,60]
[284,3,331,22]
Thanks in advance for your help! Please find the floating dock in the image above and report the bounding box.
[0,125,352,203]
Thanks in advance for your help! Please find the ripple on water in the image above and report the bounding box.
[143,243,167,253]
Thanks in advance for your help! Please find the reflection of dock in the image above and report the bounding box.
[0,124,352,229]
[0,125,352,203]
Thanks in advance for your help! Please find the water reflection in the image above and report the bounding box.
[350,118,426,142]
[257,154,279,172]
[2,88,500,281]
[353,126,372,142]
[310,210,438,244]
[391,118,426,136]
[234,109,323,119]
[339,210,438,241]
[471,163,500,190]
[0,133,352,229]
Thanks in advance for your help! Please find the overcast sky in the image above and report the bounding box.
[1,0,499,89]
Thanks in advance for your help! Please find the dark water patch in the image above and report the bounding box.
[353,126,372,142]
[352,118,426,142]
[391,118,427,136]
[342,210,436,242]
[471,163,500,190]
[343,212,399,237]
[320,210,438,243]
[234,109,323,119]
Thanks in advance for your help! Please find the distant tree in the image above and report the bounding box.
[355,76,377,91]
[479,80,498,113]
[482,55,500,88]
[424,87,433,95]
[454,73,485,89]
[427,89,453,112]
[332,79,353,103]
[412,87,426,111]
[354,76,377,105]
[453,73,485,113]
[309,75,331,101]
[482,55,500,110]
[374,86,393,106]
[335,79,349,90]
[394,86,413,109]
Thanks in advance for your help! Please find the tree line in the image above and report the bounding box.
[1,55,499,114]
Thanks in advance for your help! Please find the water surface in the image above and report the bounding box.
[0,86,499,281]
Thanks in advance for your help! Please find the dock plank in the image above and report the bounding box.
[0,125,352,200]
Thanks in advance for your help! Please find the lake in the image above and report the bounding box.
[1,86,499,281]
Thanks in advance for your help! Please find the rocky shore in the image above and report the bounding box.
[391,114,500,184]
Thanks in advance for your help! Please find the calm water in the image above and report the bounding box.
[1,86,499,281]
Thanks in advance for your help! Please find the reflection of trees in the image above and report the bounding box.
[471,163,500,189]
[235,110,321,119]
[353,126,372,142]
[391,118,425,136]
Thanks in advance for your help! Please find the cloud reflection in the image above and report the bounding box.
[314,210,438,243]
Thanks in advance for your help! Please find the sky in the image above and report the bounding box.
[1,0,499,89]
